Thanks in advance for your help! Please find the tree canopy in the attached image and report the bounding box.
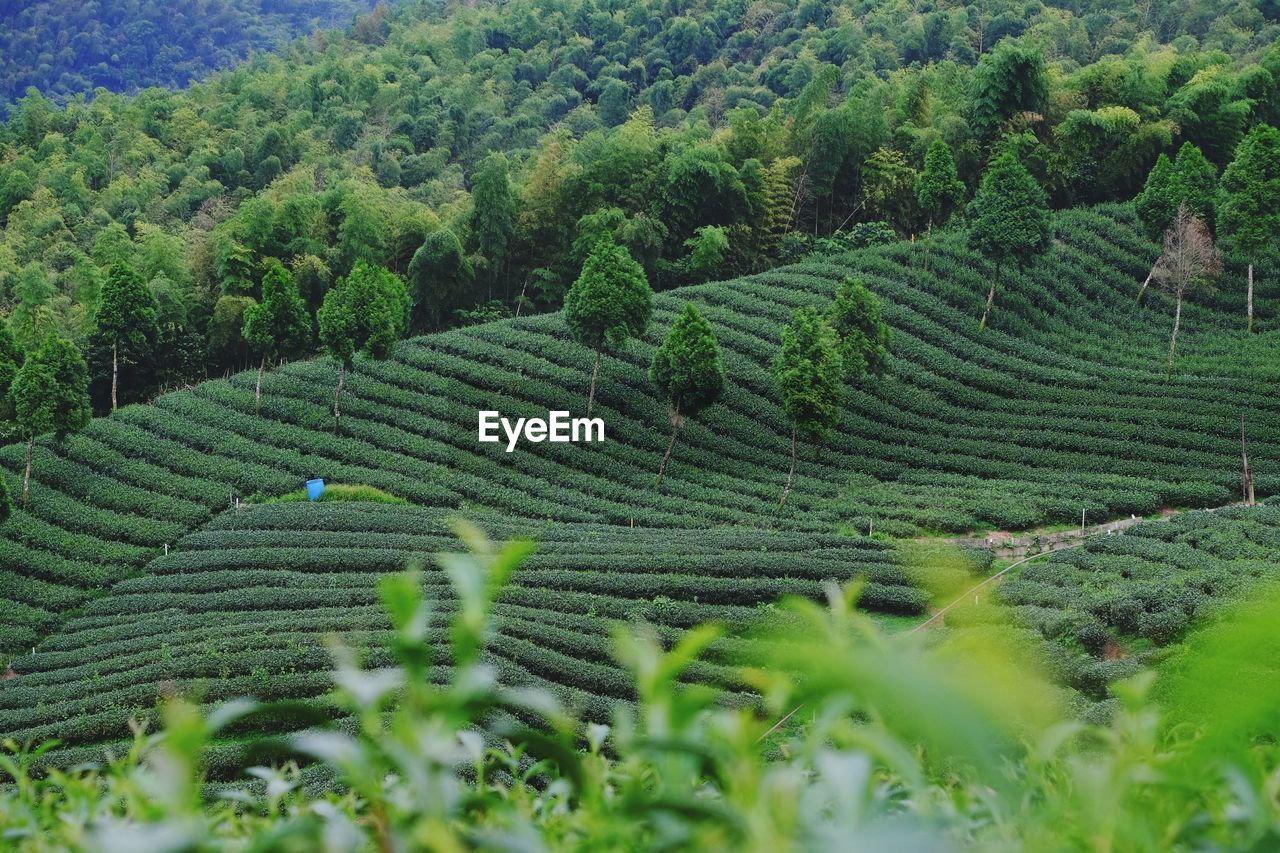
[564,235,653,414]
[1220,125,1280,262]
[827,277,891,380]
[0,0,1278,410]
[649,302,724,486]
[564,236,653,355]
[967,152,1053,328]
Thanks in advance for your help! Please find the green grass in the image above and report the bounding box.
[260,484,409,505]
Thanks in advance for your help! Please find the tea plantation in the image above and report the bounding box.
[0,501,978,768]
[950,503,1280,714]
[3,203,1280,728]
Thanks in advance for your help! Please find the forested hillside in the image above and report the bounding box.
[0,0,380,115]
[2,0,1279,413]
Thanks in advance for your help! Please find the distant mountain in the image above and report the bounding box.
[0,0,383,115]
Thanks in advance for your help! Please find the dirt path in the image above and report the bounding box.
[916,512,1167,560]
[909,549,1061,634]
[758,502,1253,742]
[911,501,1249,632]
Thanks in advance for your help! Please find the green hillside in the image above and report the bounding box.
[0,501,973,766]
[2,203,1278,658]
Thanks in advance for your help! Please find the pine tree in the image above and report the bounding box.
[967,152,1052,330]
[318,262,410,433]
[916,139,965,270]
[772,307,845,509]
[10,336,91,505]
[243,263,311,413]
[564,235,653,416]
[1219,124,1280,331]
[94,262,158,411]
[1134,153,1177,303]
[1170,142,1218,228]
[1135,153,1177,241]
[649,303,724,487]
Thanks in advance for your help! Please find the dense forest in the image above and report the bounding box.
[1,0,1279,412]
[0,0,379,115]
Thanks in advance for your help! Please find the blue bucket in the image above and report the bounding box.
[305,478,326,502]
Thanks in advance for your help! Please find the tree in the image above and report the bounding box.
[772,307,845,510]
[407,229,475,332]
[966,152,1052,330]
[207,295,257,371]
[1219,124,1280,332]
[683,225,729,283]
[1170,142,1217,228]
[469,154,518,301]
[0,321,22,444]
[916,139,965,270]
[9,336,91,505]
[563,235,653,416]
[94,263,158,412]
[860,147,918,233]
[969,42,1049,143]
[649,303,724,487]
[1134,153,1176,303]
[751,156,800,268]
[0,321,22,392]
[1135,153,1177,242]
[318,262,410,432]
[242,263,311,413]
[0,466,10,524]
[827,277,891,380]
[1133,144,1219,305]
[10,264,58,352]
[598,79,632,127]
[1152,206,1222,378]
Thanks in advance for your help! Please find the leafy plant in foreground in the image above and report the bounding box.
[3,530,1280,849]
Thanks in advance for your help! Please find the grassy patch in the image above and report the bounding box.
[264,484,409,505]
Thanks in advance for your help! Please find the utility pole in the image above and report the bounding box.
[1242,413,1256,506]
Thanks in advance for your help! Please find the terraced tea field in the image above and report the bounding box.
[950,503,1280,715]
[0,502,978,768]
[3,203,1280,730]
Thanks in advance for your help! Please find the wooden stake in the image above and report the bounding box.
[1242,413,1256,506]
